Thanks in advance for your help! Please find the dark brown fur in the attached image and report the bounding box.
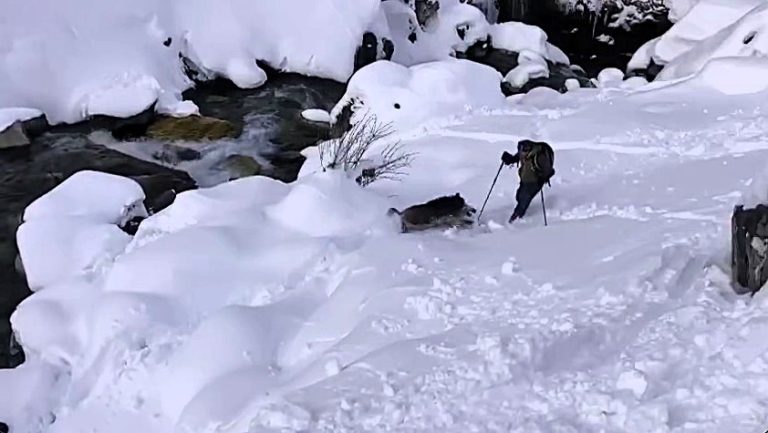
[388,193,476,233]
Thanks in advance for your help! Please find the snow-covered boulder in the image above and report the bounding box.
[657,3,768,81]
[17,171,146,290]
[596,67,626,88]
[628,0,765,75]
[489,22,570,65]
[382,0,491,65]
[503,51,550,90]
[330,59,505,132]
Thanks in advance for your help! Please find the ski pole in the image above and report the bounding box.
[540,187,548,227]
[478,161,504,221]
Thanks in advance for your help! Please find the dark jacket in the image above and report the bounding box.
[504,140,555,184]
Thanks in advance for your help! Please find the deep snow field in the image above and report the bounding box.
[7,0,768,432]
[5,67,768,433]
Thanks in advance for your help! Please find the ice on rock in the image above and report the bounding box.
[301,109,332,123]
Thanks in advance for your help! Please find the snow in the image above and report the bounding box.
[629,0,767,77]
[301,109,332,124]
[596,67,626,88]
[503,53,550,88]
[490,22,571,65]
[0,0,382,124]
[330,59,505,131]
[17,171,146,291]
[0,107,43,132]
[696,56,768,95]
[7,60,768,433]
[382,0,491,66]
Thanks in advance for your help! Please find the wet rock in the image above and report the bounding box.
[355,32,380,72]
[147,115,239,141]
[52,104,157,140]
[626,58,664,82]
[129,173,195,208]
[215,154,263,180]
[415,0,440,30]
[20,115,51,139]
[151,145,203,165]
[330,101,354,139]
[264,151,306,183]
[276,112,333,151]
[0,122,30,150]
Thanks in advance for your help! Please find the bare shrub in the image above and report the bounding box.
[319,114,415,187]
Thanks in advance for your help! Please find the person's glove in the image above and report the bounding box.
[501,151,516,166]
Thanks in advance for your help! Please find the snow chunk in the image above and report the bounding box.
[504,51,550,88]
[0,108,43,132]
[302,109,332,123]
[490,22,570,64]
[597,67,625,88]
[331,59,505,131]
[565,78,582,91]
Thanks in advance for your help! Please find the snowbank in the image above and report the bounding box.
[330,59,505,131]
[17,171,145,290]
[0,0,381,124]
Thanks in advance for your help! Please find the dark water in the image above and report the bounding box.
[0,74,344,369]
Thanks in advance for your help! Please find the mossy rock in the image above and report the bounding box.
[216,154,263,180]
[147,115,239,141]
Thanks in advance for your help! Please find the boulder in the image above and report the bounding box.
[215,154,263,180]
[276,112,333,151]
[147,115,239,141]
[151,145,203,165]
[0,122,30,150]
[469,47,593,95]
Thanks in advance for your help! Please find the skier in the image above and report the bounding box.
[501,139,555,223]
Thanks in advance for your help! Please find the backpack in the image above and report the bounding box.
[531,141,555,182]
